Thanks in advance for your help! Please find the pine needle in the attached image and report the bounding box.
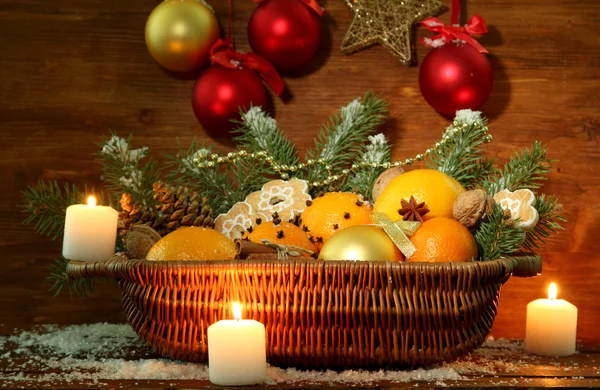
[304,91,388,194]
[475,205,527,260]
[97,132,161,207]
[522,194,566,252]
[47,257,95,297]
[21,181,96,241]
[165,138,272,215]
[233,106,300,167]
[344,133,391,198]
[484,141,553,195]
[427,110,497,189]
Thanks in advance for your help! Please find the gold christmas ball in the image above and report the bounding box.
[318,226,404,261]
[145,0,220,72]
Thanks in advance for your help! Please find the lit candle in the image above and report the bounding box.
[526,282,578,356]
[62,196,118,262]
[208,302,266,386]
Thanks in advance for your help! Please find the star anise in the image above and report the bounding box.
[398,196,430,222]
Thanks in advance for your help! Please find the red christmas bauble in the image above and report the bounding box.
[419,42,494,116]
[192,65,267,137]
[248,0,321,71]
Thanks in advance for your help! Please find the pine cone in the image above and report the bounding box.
[118,182,215,240]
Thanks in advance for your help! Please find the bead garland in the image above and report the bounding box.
[194,120,491,188]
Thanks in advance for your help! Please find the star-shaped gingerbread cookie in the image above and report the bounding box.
[341,0,443,65]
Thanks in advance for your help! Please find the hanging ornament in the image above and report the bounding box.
[418,1,493,115]
[340,0,442,65]
[145,0,220,73]
[192,40,284,137]
[248,0,324,71]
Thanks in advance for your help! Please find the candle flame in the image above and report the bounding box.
[548,282,557,299]
[232,302,242,320]
[87,196,97,207]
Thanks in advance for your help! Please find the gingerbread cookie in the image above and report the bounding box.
[493,189,539,231]
[245,179,312,222]
[214,202,268,240]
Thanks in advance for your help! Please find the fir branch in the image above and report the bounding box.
[475,204,527,260]
[484,141,553,195]
[344,133,391,198]
[97,133,160,207]
[165,139,272,215]
[427,110,495,189]
[233,107,300,167]
[165,139,231,214]
[304,92,388,193]
[47,257,95,297]
[21,181,86,240]
[522,194,566,252]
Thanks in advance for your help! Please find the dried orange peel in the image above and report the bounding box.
[245,179,312,222]
[493,189,539,231]
[214,202,268,240]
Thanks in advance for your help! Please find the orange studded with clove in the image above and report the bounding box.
[300,192,373,250]
[243,221,317,253]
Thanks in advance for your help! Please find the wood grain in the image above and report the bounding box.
[1,0,599,349]
[2,337,600,388]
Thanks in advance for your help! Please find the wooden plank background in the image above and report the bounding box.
[0,0,598,349]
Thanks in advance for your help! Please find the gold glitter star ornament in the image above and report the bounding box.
[341,0,443,65]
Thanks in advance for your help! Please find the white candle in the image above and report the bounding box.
[208,302,266,386]
[526,282,578,356]
[62,196,118,262]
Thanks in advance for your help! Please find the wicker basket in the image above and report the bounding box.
[67,255,541,368]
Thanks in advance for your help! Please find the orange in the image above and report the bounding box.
[300,192,373,250]
[146,227,236,261]
[408,217,478,262]
[373,169,465,222]
[243,221,317,253]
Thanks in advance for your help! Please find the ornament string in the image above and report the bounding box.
[228,0,233,47]
[420,0,489,53]
[193,116,492,189]
[253,0,325,16]
[210,39,285,95]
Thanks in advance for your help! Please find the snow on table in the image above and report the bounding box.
[0,323,598,389]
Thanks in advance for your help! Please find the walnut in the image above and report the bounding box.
[453,189,495,229]
[372,166,404,201]
[124,224,162,259]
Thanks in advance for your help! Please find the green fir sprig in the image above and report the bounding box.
[475,205,527,260]
[483,141,553,195]
[165,139,273,215]
[304,92,388,194]
[344,133,391,198]
[427,110,497,189]
[233,106,300,168]
[47,257,96,297]
[21,181,98,241]
[522,194,566,252]
[98,133,161,207]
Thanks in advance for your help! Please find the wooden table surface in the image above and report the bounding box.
[0,0,599,365]
[2,325,600,389]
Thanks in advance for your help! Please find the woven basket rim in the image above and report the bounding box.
[66,254,542,280]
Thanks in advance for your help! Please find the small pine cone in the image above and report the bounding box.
[160,203,175,215]
[166,220,180,231]
[120,193,134,213]
[170,208,186,222]
[181,214,196,226]
[187,200,200,215]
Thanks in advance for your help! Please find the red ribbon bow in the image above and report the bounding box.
[253,0,324,16]
[210,39,284,96]
[420,15,489,53]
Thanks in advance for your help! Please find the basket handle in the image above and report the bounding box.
[505,254,542,277]
[66,254,132,281]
